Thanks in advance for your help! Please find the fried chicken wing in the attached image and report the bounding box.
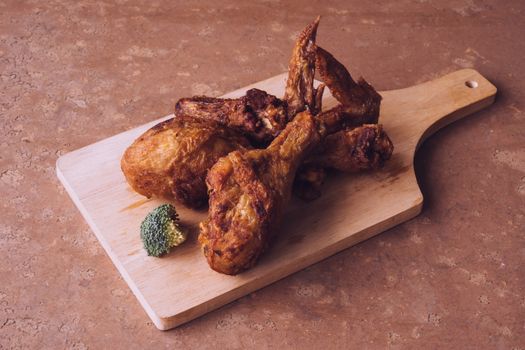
[283,16,324,116]
[121,118,251,209]
[288,46,388,200]
[316,46,382,126]
[175,88,288,144]
[199,111,322,274]
[316,46,358,106]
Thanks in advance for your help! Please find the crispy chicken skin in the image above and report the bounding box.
[283,16,325,116]
[199,112,321,274]
[175,88,288,145]
[121,118,251,209]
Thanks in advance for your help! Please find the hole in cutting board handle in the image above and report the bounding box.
[465,80,478,88]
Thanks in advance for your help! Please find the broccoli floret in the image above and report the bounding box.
[140,204,187,257]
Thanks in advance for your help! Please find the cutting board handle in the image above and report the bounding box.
[381,68,497,154]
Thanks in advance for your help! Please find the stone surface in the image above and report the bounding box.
[1,0,524,348]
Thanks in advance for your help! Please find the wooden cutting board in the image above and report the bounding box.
[56,69,496,330]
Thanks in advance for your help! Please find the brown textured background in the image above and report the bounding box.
[1,0,524,349]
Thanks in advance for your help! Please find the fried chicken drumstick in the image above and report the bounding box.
[200,110,341,274]
[121,119,251,208]
[199,104,362,274]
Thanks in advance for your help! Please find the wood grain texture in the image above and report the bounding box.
[56,69,496,330]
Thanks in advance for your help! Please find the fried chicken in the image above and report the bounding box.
[199,111,322,274]
[315,46,382,127]
[122,18,392,210]
[294,124,394,200]
[287,45,389,200]
[307,124,393,172]
[283,16,325,116]
[199,105,363,274]
[121,118,251,209]
[175,88,288,145]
